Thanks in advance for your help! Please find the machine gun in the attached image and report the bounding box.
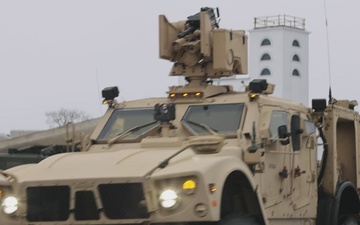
[177,7,219,38]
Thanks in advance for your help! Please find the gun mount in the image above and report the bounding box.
[159,7,248,87]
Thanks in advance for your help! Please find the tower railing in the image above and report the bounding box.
[254,15,305,30]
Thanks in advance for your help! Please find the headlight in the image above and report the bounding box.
[2,196,18,214]
[159,190,178,209]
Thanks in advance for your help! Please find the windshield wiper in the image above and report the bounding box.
[187,120,218,135]
[108,121,158,146]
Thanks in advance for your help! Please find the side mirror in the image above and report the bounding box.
[278,125,290,145]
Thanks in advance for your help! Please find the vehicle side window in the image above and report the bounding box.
[304,120,316,135]
[269,111,288,139]
[291,115,301,151]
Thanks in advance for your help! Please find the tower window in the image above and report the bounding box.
[261,53,271,61]
[292,69,300,76]
[261,68,271,75]
[261,39,271,46]
[292,54,300,61]
[292,40,300,47]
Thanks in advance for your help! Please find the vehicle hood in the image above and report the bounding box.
[5,147,197,183]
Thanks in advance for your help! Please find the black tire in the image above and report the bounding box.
[218,213,260,225]
[339,216,358,225]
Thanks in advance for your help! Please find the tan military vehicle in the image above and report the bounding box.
[0,7,359,225]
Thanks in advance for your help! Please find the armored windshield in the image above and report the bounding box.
[182,103,244,136]
[97,108,158,141]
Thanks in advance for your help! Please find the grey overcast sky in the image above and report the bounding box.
[0,0,359,134]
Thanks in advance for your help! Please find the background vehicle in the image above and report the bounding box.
[0,7,359,225]
[0,119,98,169]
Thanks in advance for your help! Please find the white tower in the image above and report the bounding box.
[249,15,310,105]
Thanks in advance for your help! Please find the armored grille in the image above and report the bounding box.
[98,183,149,219]
[27,186,70,222]
[75,191,99,220]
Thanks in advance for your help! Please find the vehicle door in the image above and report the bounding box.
[259,106,292,209]
[289,112,317,211]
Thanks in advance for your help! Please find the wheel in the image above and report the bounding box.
[218,213,260,225]
[339,216,358,225]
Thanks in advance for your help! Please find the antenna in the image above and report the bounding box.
[96,69,103,115]
[323,0,333,104]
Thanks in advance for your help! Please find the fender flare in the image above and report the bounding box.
[318,181,360,225]
[332,181,360,223]
[0,172,11,185]
[206,156,266,224]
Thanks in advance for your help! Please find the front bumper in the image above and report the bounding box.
[0,175,218,225]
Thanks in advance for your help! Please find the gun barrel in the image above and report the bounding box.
[178,26,197,38]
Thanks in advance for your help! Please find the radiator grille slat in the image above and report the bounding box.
[27,186,70,222]
[98,183,149,219]
[75,191,99,220]
[26,182,149,222]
